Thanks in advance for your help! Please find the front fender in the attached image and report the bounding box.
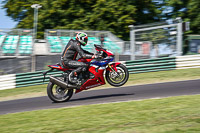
[106,62,121,72]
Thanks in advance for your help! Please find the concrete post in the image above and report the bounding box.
[176,18,183,56]
[130,29,135,60]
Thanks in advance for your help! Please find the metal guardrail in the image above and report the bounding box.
[16,70,62,88]
[0,74,16,90]
[176,55,200,69]
[15,57,176,87]
[126,57,176,74]
[0,55,200,90]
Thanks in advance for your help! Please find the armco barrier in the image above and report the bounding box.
[176,55,200,69]
[0,74,16,90]
[16,70,62,88]
[0,55,200,90]
[126,57,176,74]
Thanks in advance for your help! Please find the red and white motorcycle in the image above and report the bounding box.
[43,44,129,102]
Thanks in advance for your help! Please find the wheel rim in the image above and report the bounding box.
[109,66,126,84]
[51,85,72,101]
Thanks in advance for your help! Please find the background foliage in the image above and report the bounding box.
[1,0,200,40]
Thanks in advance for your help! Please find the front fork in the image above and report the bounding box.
[107,63,121,78]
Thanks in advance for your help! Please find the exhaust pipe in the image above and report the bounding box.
[49,76,77,89]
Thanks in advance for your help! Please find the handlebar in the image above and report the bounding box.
[94,44,103,49]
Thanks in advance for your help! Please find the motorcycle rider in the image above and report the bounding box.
[61,32,101,85]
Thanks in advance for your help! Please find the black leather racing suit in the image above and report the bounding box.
[61,39,94,83]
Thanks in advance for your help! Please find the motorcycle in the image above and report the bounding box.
[43,44,129,102]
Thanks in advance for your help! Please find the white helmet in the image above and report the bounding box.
[76,32,88,46]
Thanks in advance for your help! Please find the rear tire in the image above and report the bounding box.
[47,81,73,103]
[106,64,129,87]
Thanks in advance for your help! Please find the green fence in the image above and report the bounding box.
[126,57,176,74]
[16,70,62,88]
[15,57,176,88]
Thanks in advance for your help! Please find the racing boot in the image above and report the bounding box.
[69,72,78,84]
[69,72,81,89]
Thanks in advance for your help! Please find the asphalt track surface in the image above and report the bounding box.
[0,79,200,115]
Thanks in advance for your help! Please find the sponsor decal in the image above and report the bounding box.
[51,65,60,68]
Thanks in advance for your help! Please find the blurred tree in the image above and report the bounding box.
[182,0,200,34]
[2,0,160,39]
[88,0,161,40]
[154,0,200,54]
[156,0,200,34]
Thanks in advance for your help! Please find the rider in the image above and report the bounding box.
[61,32,101,85]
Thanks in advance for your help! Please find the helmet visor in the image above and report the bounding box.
[84,37,88,45]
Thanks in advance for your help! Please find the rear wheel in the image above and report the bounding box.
[106,64,129,87]
[47,81,73,103]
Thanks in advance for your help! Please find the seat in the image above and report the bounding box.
[47,36,62,53]
[18,36,33,54]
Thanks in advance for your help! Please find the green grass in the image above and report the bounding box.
[0,68,200,101]
[128,68,200,85]
[0,94,200,133]
[0,84,47,101]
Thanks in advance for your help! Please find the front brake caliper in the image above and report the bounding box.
[108,64,119,77]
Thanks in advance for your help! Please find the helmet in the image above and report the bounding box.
[76,32,88,46]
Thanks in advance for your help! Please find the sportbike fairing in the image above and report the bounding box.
[45,44,129,103]
[44,44,119,92]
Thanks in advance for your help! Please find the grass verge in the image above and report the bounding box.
[0,94,200,133]
[0,68,200,101]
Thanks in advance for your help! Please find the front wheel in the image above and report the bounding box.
[47,82,74,103]
[106,64,129,87]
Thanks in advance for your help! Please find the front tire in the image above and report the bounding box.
[106,64,129,87]
[47,82,73,103]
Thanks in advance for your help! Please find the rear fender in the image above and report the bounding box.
[106,62,121,72]
[48,65,70,71]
